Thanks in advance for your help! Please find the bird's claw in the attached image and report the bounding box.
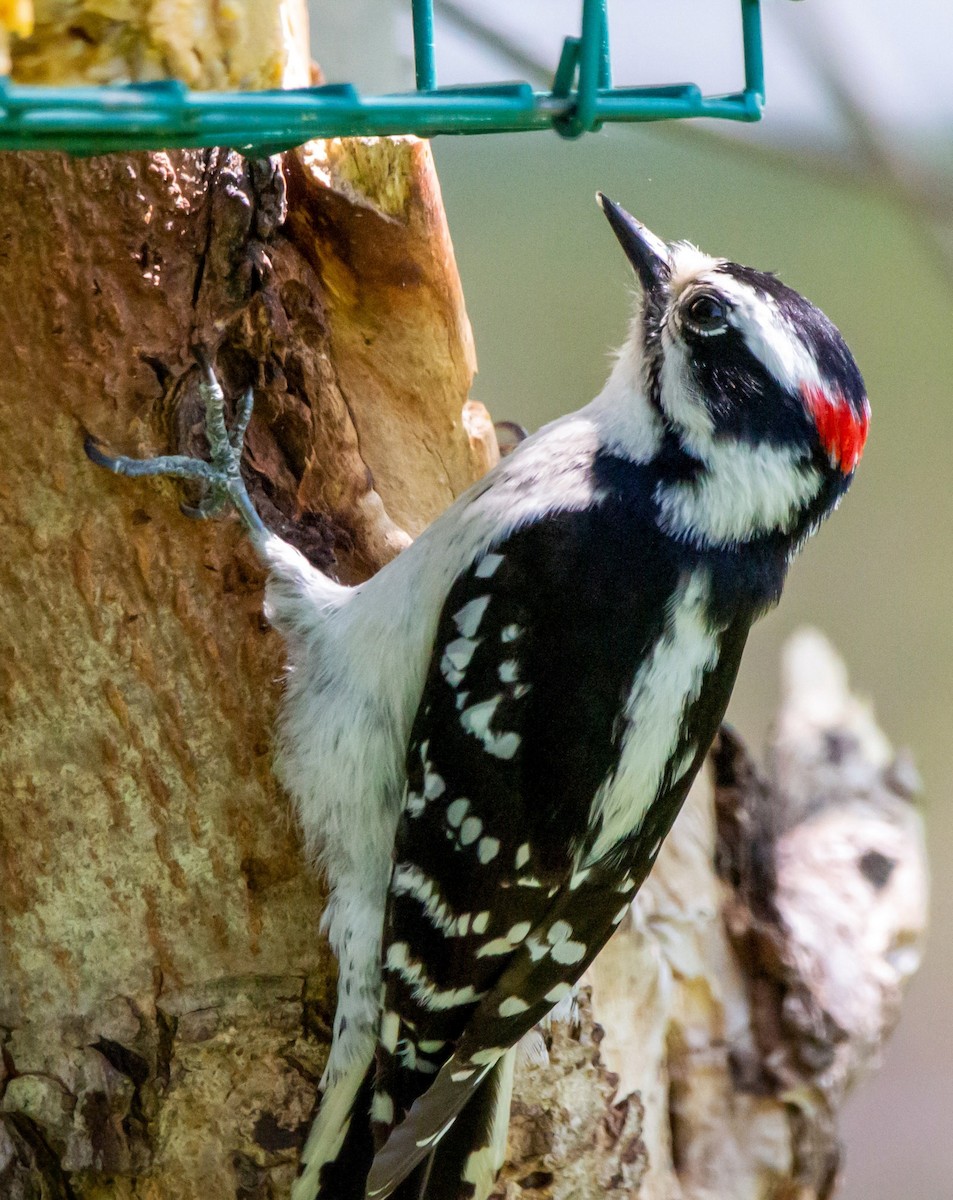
[180,493,229,522]
[85,349,269,551]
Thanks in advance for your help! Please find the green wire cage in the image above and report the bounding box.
[0,0,765,155]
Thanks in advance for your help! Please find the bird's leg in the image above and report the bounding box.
[85,348,271,558]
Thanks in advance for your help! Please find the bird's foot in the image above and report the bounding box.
[85,348,269,551]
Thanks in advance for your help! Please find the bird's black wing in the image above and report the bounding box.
[367,487,704,1195]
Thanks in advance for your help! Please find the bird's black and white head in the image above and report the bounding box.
[595,194,869,551]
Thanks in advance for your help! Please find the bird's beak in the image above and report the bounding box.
[597,193,670,294]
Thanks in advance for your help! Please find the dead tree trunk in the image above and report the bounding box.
[0,5,928,1199]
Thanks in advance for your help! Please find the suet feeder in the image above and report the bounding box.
[0,0,765,155]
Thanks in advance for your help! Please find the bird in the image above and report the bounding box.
[86,194,869,1200]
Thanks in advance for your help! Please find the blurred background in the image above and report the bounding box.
[312,4,952,1196]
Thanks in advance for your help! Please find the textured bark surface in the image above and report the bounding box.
[0,139,492,1197]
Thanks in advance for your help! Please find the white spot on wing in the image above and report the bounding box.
[446,798,469,827]
[498,660,519,683]
[525,937,548,961]
[460,695,521,759]
[440,655,464,688]
[547,920,574,945]
[515,843,530,869]
[460,816,483,845]
[477,836,500,863]
[460,696,499,739]
[380,1010,400,1052]
[471,911,490,934]
[475,553,504,579]
[476,937,514,957]
[445,636,480,671]
[498,996,529,1017]
[501,624,522,643]
[489,731,520,759]
[470,1048,504,1066]
[547,919,586,965]
[551,939,587,965]
[454,596,491,638]
[475,920,530,958]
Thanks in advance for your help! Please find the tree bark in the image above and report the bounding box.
[0,117,492,1200]
[0,6,929,1199]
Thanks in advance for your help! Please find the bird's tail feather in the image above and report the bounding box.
[389,1048,517,1200]
[292,1056,375,1200]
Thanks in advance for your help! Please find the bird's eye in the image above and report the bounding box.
[684,291,729,335]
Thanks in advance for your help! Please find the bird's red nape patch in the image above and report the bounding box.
[800,384,870,474]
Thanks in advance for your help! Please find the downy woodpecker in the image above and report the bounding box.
[87,196,869,1200]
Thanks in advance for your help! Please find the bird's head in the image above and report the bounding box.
[596,194,870,548]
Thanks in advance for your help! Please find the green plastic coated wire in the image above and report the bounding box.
[0,0,764,155]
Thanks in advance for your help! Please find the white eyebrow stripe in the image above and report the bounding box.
[713,273,824,393]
